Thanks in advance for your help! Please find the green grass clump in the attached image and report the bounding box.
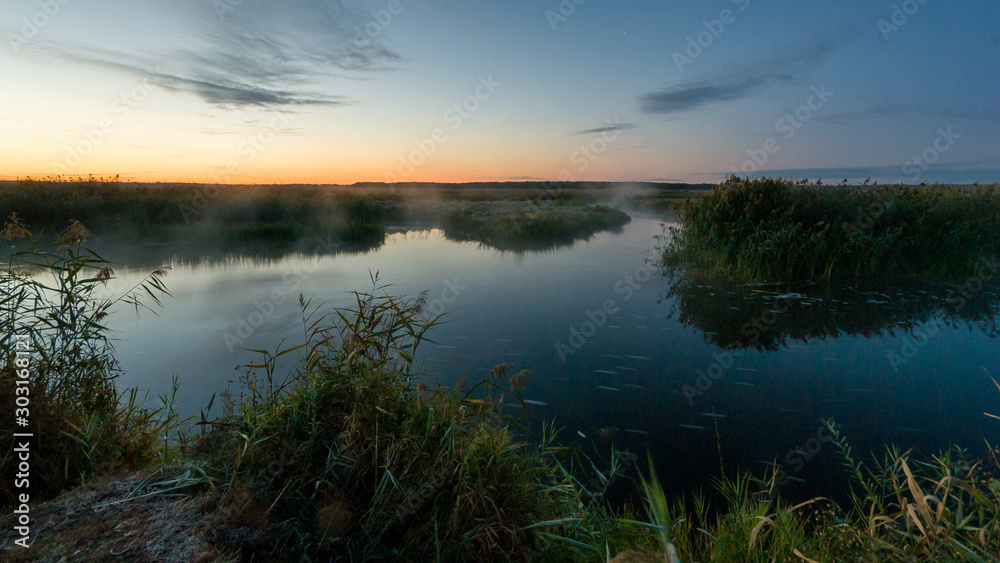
[0,216,180,502]
[193,280,577,561]
[663,176,1000,281]
[593,427,1000,562]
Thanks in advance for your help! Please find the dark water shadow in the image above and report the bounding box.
[660,267,1000,351]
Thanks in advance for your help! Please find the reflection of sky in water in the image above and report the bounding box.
[105,216,1000,501]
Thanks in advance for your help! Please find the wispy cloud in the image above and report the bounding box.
[817,103,1000,125]
[639,34,848,115]
[572,123,637,136]
[10,0,405,108]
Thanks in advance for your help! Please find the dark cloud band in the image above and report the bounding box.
[639,33,848,115]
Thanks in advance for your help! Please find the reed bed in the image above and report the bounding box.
[0,177,634,253]
[663,176,1000,281]
[0,177,404,242]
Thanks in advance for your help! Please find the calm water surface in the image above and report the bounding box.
[102,213,1000,502]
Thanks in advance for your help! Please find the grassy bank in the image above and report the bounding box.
[662,176,1000,281]
[3,220,1000,561]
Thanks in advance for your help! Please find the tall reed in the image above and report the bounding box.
[663,176,1000,281]
[0,214,179,501]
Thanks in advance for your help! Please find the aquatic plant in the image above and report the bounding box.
[662,176,1000,281]
[0,177,403,242]
[442,201,631,251]
[0,215,179,501]
[823,420,1000,560]
[193,278,583,561]
[0,178,644,256]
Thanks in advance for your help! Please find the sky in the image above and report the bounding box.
[1,0,998,185]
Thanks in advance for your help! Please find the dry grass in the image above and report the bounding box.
[0,473,233,562]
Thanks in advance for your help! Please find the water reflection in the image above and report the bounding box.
[82,215,632,269]
[661,273,1000,352]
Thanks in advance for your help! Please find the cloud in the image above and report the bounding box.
[816,103,1000,125]
[171,0,406,73]
[639,34,847,115]
[23,40,350,108]
[11,0,405,108]
[572,123,637,136]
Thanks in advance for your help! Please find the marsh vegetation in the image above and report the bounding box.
[0,178,661,256]
[662,176,1000,281]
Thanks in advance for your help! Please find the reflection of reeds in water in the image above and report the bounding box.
[661,275,1000,351]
